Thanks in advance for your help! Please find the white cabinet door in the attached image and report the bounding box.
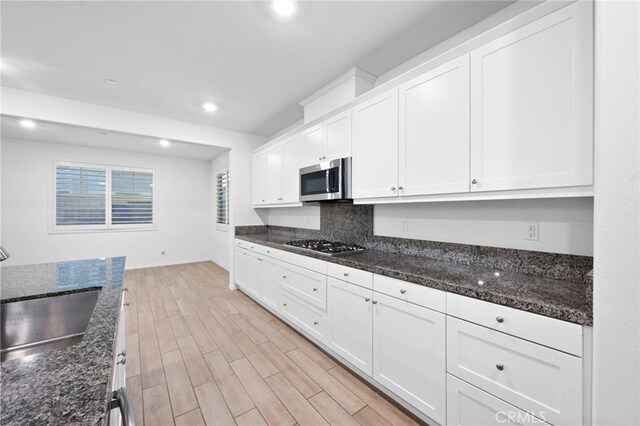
[280,263,327,311]
[266,145,283,204]
[327,278,373,376]
[352,87,400,199]
[301,125,324,167]
[235,247,249,289]
[399,55,470,196]
[447,374,550,426]
[372,292,446,424]
[324,110,352,161]
[469,2,593,192]
[282,135,301,203]
[261,255,281,311]
[252,151,268,206]
[245,251,262,299]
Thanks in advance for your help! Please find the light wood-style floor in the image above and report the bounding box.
[123,262,424,426]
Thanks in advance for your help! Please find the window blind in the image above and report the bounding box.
[111,170,153,224]
[216,169,230,225]
[55,165,106,225]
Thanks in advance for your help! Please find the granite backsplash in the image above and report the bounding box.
[236,201,593,284]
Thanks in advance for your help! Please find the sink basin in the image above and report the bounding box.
[1,290,100,362]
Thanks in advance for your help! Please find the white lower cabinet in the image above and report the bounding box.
[234,247,249,290]
[447,317,582,426]
[244,251,262,299]
[373,292,446,424]
[260,255,281,311]
[280,290,326,342]
[327,277,373,375]
[447,374,550,426]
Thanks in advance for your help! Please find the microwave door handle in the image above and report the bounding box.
[326,169,330,193]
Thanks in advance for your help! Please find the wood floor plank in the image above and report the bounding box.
[328,365,420,426]
[230,358,295,426]
[140,336,166,389]
[184,353,214,387]
[258,341,321,399]
[245,348,278,379]
[286,349,365,415]
[194,381,236,426]
[177,336,202,359]
[278,328,337,370]
[138,310,157,341]
[143,383,174,426]
[126,374,144,426]
[353,406,392,426]
[203,351,255,417]
[264,373,328,426]
[187,318,219,354]
[235,408,267,426]
[175,409,206,426]
[309,392,360,426]
[157,317,180,354]
[233,316,269,345]
[125,332,141,377]
[169,313,193,340]
[163,355,199,417]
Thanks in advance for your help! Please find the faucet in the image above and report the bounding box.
[0,246,10,262]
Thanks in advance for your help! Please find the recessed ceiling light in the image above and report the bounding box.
[159,139,171,148]
[272,0,296,17]
[105,79,117,85]
[20,119,37,129]
[202,102,218,113]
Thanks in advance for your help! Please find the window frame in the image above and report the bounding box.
[215,167,230,232]
[50,160,157,234]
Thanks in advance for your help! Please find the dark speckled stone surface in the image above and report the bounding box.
[1,257,126,425]
[235,231,592,326]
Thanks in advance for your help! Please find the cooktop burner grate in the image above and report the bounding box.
[284,240,365,256]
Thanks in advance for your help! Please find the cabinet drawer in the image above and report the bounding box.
[280,291,326,343]
[447,374,551,426]
[373,274,445,312]
[447,317,582,426]
[327,263,373,289]
[278,250,327,275]
[281,263,327,310]
[235,239,251,249]
[447,293,583,356]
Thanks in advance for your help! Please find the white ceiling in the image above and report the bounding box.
[1,1,511,137]
[1,116,227,160]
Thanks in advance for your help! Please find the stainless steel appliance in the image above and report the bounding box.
[285,239,365,256]
[299,157,352,202]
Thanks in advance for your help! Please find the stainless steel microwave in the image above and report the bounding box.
[299,157,352,202]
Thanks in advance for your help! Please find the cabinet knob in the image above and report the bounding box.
[118,350,127,357]
[496,363,504,371]
[117,356,127,365]
[314,321,319,326]
[400,289,406,294]
[122,288,129,292]
[372,300,378,304]
[278,197,283,201]
[471,179,478,184]
[282,275,287,279]
[365,298,371,302]
[267,250,271,253]
[124,302,130,306]
[496,316,504,323]
[283,303,287,307]
[343,273,349,277]
[398,186,404,191]
[391,186,396,191]
[313,288,318,292]
[319,156,323,161]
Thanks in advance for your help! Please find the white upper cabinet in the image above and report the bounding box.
[301,125,324,167]
[469,2,593,192]
[399,55,470,196]
[301,110,352,167]
[252,151,267,206]
[266,145,283,204]
[352,87,399,199]
[281,135,301,203]
[324,110,352,161]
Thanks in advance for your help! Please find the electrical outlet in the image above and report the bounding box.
[161,250,166,255]
[401,219,409,232]
[525,223,539,241]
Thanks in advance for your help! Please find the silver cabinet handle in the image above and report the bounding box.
[319,156,322,160]
[391,186,396,191]
[122,288,129,292]
[343,273,349,277]
[277,198,283,201]
[365,298,371,302]
[118,350,126,357]
[124,303,130,307]
[372,300,378,304]
[496,363,504,371]
[117,356,127,365]
[313,288,318,292]
[471,179,478,184]
[398,186,404,191]
[314,321,318,326]
[267,250,271,253]
[109,388,136,426]
[282,275,287,279]
[400,289,406,294]
[283,303,287,307]
[496,316,504,323]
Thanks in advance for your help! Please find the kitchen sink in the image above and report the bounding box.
[1,290,100,362]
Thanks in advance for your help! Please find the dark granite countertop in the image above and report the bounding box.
[235,234,592,325]
[1,257,126,425]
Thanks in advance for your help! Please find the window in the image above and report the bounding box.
[216,168,230,226]
[53,161,155,232]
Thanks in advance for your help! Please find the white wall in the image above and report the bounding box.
[1,138,212,269]
[267,206,320,230]
[211,150,230,270]
[592,1,640,424]
[375,198,594,256]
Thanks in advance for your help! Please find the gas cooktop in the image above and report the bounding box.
[284,240,365,257]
